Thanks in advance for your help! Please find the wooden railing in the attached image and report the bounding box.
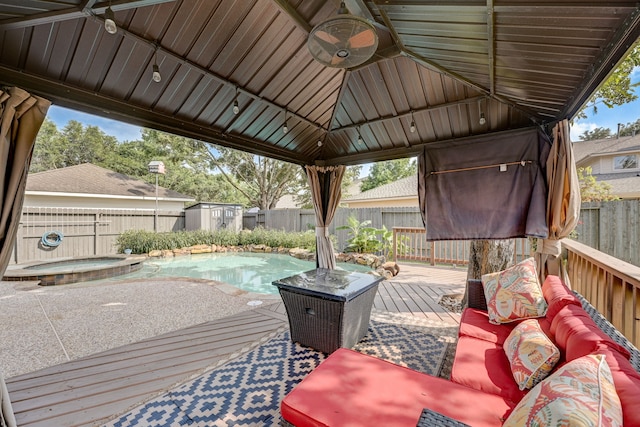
[562,238,640,349]
[392,227,531,266]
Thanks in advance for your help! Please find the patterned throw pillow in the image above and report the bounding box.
[503,354,623,427]
[504,319,560,390]
[481,257,547,324]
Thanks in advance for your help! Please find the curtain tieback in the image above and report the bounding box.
[315,226,329,238]
[536,238,561,257]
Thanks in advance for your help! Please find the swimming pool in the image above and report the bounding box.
[121,252,372,295]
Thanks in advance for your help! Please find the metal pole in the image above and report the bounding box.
[155,174,159,232]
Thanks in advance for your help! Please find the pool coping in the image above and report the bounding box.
[3,255,146,286]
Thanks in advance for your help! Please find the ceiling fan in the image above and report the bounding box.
[307,2,379,69]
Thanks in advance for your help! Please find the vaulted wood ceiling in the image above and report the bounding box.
[1,0,639,166]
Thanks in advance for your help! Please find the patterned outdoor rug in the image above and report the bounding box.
[104,310,458,427]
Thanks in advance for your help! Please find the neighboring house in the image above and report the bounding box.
[274,178,364,209]
[25,163,195,210]
[573,134,640,199]
[341,175,417,208]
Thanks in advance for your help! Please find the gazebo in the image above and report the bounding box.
[2,2,640,425]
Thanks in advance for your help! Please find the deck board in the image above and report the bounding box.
[6,264,465,427]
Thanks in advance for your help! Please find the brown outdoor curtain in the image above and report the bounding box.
[305,165,345,269]
[1,87,50,427]
[535,119,581,281]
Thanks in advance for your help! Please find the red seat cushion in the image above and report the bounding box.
[281,348,513,427]
[450,335,527,404]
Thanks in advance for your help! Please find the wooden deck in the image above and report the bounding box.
[6,264,465,427]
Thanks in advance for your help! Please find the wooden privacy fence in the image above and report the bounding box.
[11,207,185,264]
[245,201,639,267]
[392,227,531,266]
[563,238,640,350]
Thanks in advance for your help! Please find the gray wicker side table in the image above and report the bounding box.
[416,408,471,427]
[273,268,382,354]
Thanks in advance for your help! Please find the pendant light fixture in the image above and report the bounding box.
[410,111,416,133]
[232,88,240,115]
[479,100,486,125]
[357,126,363,145]
[152,48,161,83]
[104,2,117,34]
[282,110,288,134]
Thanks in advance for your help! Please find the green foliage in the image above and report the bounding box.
[578,166,619,202]
[337,216,381,254]
[115,228,315,254]
[578,127,612,141]
[337,216,408,258]
[360,158,416,192]
[208,148,302,210]
[576,43,640,119]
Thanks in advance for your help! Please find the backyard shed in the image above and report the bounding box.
[185,203,243,233]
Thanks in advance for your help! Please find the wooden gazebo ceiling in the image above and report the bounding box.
[1,1,639,166]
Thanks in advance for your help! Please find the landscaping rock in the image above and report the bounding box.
[148,250,162,258]
[161,250,174,258]
[381,261,399,276]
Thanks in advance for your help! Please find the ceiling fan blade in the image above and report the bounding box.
[315,30,341,45]
[331,55,345,66]
[348,29,376,49]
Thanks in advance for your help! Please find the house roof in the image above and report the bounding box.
[574,135,640,166]
[26,163,194,201]
[2,1,639,167]
[343,175,416,202]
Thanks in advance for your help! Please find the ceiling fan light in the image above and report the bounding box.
[104,7,117,34]
[307,5,378,69]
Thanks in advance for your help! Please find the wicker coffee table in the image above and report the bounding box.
[273,268,382,354]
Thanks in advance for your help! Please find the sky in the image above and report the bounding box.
[46,67,640,173]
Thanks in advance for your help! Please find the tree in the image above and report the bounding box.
[578,166,618,202]
[206,147,302,210]
[578,127,612,141]
[360,158,416,192]
[576,44,640,119]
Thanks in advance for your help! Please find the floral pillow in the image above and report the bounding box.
[504,319,560,390]
[503,354,623,427]
[482,257,547,324]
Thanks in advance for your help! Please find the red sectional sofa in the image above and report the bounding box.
[280,275,640,426]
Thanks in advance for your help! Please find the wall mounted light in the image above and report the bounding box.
[152,49,161,83]
[232,88,240,115]
[410,111,416,133]
[104,2,117,34]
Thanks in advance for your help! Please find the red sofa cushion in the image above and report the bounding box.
[551,304,631,361]
[281,348,513,427]
[450,335,527,404]
[459,308,516,345]
[540,275,581,321]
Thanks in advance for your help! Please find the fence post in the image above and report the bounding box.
[393,227,398,263]
[430,241,436,265]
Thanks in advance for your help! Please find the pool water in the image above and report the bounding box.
[123,252,371,295]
